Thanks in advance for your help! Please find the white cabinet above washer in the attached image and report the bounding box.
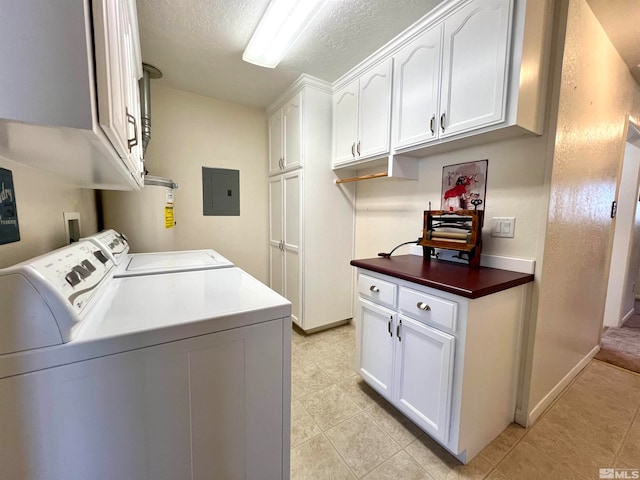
[0,0,144,190]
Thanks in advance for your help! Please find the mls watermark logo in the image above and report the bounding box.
[600,468,640,479]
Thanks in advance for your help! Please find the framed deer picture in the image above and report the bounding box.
[441,160,488,212]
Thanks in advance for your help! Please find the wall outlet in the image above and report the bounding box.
[491,217,515,238]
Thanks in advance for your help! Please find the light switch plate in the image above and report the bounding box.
[491,217,515,238]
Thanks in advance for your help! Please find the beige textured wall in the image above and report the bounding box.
[135,85,269,282]
[0,156,98,268]
[526,0,640,417]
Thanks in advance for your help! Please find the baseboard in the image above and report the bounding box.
[621,308,635,326]
[526,345,599,426]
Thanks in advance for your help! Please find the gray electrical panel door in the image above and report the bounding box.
[202,167,240,216]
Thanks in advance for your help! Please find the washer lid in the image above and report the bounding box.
[116,249,234,277]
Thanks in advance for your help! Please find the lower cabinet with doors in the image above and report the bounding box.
[268,77,354,332]
[355,267,529,463]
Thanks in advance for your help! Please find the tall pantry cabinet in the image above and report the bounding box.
[267,76,354,332]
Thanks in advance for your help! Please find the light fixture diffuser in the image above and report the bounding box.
[243,0,327,68]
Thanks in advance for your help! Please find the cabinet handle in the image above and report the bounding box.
[388,317,392,337]
[440,112,446,133]
[280,158,284,169]
[396,319,402,341]
[417,302,431,311]
[351,142,356,157]
[126,108,138,152]
[279,240,284,251]
[369,285,380,293]
[430,115,435,135]
[357,140,361,156]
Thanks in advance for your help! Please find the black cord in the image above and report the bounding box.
[377,239,421,258]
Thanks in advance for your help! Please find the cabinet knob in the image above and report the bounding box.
[369,285,380,293]
[417,302,431,311]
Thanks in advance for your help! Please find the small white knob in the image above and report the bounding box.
[370,285,380,293]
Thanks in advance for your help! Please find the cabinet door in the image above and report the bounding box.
[283,171,302,326]
[393,25,442,149]
[357,298,395,401]
[268,176,284,295]
[332,81,358,166]
[394,315,454,443]
[268,109,283,175]
[120,0,144,178]
[93,0,130,161]
[358,59,393,158]
[439,0,511,137]
[283,92,303,170]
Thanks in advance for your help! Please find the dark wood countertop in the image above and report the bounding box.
[350,255,534,299]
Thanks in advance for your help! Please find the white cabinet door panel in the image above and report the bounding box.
[393,26,442,148]
[440,0,511,137]
[268,110,283,175]
[358,298,395,400]
[333,82,358,165]
[268,176,284,295]
[394,315,454,443]
[283,171,302,326]
[283,92,303,170]
[358,59,392,158]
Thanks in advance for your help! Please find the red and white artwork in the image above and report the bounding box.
[441,160,488,211]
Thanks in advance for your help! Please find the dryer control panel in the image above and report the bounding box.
[0,241,115,352]
[82,229,130,265]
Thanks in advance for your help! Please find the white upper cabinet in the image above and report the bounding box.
[392,0,511,150]
[392,25,443,149]
[439,0,511,137]
[0,0,144,189]
[332,59,392,167]
[269,92,303,175]
[94,0,144,178]
[334,0,548,167]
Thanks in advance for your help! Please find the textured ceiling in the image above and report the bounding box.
[136,0,442,109]
[137,1,640,110]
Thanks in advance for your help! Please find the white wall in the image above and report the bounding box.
[0,156,98,268]
[354,135,549,261]
[524,0,640,423]
[132,85,270,283]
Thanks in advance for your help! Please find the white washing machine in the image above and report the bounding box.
[82,229,234,277]
[0,240,291,480]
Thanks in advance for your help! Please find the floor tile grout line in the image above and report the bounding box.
[321,416,397,480]
[612,394,640,464]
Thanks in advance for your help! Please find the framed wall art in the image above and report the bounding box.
[441,160,488,212]
[0,168,20,245]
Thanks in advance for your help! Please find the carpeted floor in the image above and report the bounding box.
[595,312,640,374]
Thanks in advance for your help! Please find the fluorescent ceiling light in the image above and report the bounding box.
[243,0,327,68]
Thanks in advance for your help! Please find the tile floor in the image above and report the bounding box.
[290,322,640,480]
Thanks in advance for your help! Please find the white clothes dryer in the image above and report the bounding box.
[82,229,234,277]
